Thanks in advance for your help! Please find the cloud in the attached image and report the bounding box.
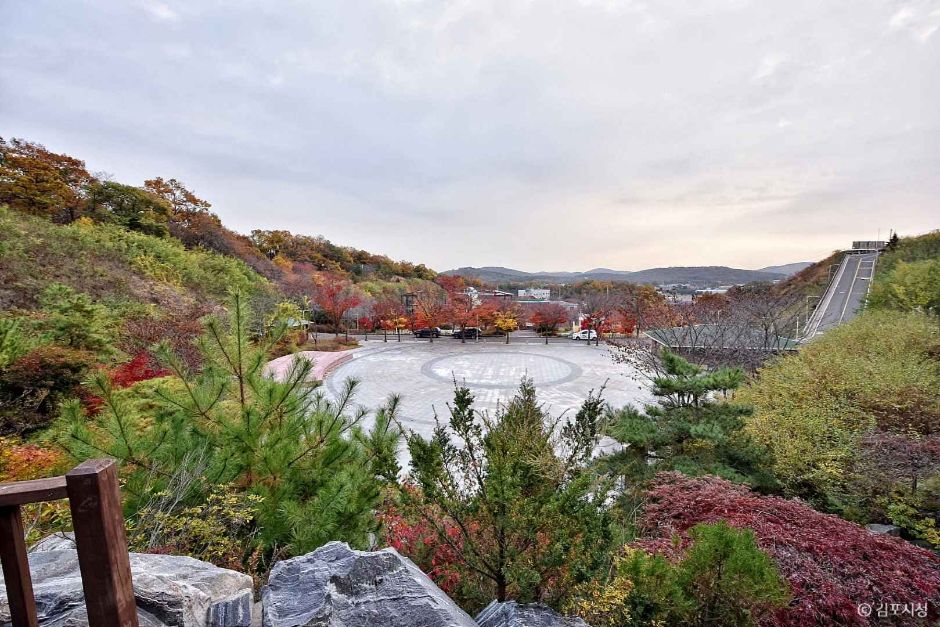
[887,1,940,43]
[751,54,787,83]
[140,0,177,21]
[0,0,936,271]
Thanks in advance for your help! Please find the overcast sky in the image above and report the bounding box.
[2,1,938,271]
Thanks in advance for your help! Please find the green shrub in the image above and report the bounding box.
[127,484,263,575]
[869,230,940,313]
[740,310,940,510]
[0,317,34,369]
[868,259,940,313]
[567,522,789,627]
[37,283,114,353]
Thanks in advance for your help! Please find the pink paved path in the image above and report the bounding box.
[264,350,354,382]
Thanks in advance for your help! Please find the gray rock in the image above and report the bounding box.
[0,548,253,627]
[476,601,590,627]
[261,541,476,627]
[29,532,76,553]
[866,524,902,537]
[208,591,253,627]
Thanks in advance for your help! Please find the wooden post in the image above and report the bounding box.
[66,459,139,627]
[0,505,39,627]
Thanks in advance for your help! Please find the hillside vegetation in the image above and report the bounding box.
[0,137,435,436]
[0,207,267,311]
[740,231,940,548]
[0,137,434,286]
[868,231,940,313]
[772,250,845,299]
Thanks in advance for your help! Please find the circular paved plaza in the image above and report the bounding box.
[323,340,652,443]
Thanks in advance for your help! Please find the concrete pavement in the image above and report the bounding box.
[320,341,651,461]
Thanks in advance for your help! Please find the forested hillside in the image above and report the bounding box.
[0,137,435,436]
[0,137,435,286]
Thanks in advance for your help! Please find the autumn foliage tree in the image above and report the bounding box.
[372,290,407,342]
[494,309,519,344]
[143,177,212,218]
[313,272,363,336]
[529,303,570,336]
[582,291,617,345]
[616,284,674,337]
[0,137,94,222]
[435,275,479,342]
[411,284,451,342]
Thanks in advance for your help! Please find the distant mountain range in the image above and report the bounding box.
[755,262,813,276]
[442,262,812,287]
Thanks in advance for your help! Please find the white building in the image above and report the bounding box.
[517,288,550,300]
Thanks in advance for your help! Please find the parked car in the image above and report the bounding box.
[439,326,455,336]
[570,329,598,340]
[452,327,482,340]
[414,327,441,338]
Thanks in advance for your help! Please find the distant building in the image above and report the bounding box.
[694,287,729,296]
[851,241,886,252]
[466,287,514,306]
[518,288,551,300]
[658,290,694,304]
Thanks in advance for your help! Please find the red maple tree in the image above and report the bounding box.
[313,271,363,336]
[529,303,570,335]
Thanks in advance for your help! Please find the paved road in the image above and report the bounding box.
[804,252,878,338]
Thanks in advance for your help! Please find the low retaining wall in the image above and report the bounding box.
[264,350,354,383]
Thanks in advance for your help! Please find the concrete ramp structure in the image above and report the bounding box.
[802,242,883,340]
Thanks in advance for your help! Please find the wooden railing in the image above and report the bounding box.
[0,459,139,627]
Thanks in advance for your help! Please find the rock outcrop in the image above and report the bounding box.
[0,548,253,627]
[476,600,590,627]
[866,523,902,536]
[6,537,595,627]
[261,541,477,627]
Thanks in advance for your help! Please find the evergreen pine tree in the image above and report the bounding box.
[404,379,612,608]
[603,350,773,488]
[60,291,400,560]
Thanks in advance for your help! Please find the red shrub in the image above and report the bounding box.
[0,345,94,433]
[108,351,170,388]
[84,351,171,414]
[638,472,940,626]
[379,502,464,595]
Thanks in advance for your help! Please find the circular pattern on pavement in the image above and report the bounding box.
[420,351,582,389]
